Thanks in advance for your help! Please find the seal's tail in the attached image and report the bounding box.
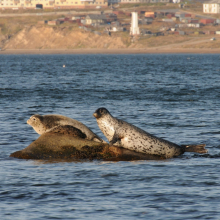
[181,144,208,154]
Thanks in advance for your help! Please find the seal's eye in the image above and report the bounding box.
[100,108,106,114]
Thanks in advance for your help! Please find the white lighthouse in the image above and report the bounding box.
[130,12,140,36]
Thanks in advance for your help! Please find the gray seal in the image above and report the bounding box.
[27,114,103,142]
[93,108,207,159]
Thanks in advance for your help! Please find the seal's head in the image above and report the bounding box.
[93,108,110,119]
[93,108,115,142]
[27,114,47,135]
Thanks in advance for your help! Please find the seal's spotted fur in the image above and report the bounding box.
[93,108,185,159]
[27,114,103,142]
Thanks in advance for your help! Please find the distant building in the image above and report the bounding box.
[108,0,121,3]
[0,0,175,9]
[200,18,216,24]
[0,0,107,9]
[107,26,126,32]
[145,11,155,18]
[120,0,169,3]
[139,17,153,24]
[85,14,107,25]
[178,23,201,28]
[105,13,118,22]
[203,1,220,14]
[130,12,140,36]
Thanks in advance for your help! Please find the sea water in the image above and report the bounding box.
[0,54,220,219]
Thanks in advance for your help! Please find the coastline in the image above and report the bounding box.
[1,48,220,55]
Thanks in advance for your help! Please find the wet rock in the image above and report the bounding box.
[10,132,165,161]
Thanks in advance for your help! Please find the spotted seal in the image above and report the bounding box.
[93,108,207,158]
[27,114,104,142]
[48,125,87,138]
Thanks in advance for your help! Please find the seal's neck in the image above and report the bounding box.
[96,114,116,142]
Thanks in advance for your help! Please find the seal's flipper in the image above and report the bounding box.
[93,136,105,143]
[109,132,120,145]
[181,144,207,154]
[92,136,104,143]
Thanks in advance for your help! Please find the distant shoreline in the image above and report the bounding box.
[1,48,220,55]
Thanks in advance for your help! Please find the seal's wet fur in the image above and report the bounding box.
[27,114,103,142]
[93,108,207,158]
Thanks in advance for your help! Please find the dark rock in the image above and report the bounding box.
[10,132,165,161]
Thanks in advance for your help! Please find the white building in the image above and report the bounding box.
[203,1,220,14]
[0,0,107,9]
[108,0,169,3]
[130,12,140,35]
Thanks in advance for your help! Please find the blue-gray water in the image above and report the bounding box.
[0,54,220,220]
